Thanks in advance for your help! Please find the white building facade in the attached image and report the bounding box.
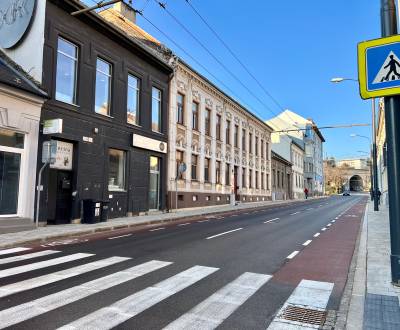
[291,139,305,199]
[168,61,274,209]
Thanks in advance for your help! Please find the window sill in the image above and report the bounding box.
[151,130,164,136]
[54,99,80,110]
[127,122,142,128]
[94,112,114,120]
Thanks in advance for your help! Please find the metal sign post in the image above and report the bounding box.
[36,141,56,228]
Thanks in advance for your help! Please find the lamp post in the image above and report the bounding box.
[331,78,379,211]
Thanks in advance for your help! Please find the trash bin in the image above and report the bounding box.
[82,199,101,224]
[100,201,110,222]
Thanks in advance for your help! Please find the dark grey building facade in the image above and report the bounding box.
[37,0,172,224]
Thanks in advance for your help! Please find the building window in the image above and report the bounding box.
[261,140,264,158]
[177,93,184,125]
[95,57,112,116]
[266,143,269,160]
[234,125,239,147]
[151,87,162,133]
[108,149,125,191]
[249,169,253,188]
[56,37,78,104]
[205,109,211,136]
[267,173,270,190]
[192,102,199,130]
[249,133,253,154]
[242,168,246,188]
[281,172,284,188]
[256,171,259,188]
[261,172,264,189]
[191,154,198,180]
[226,120,231,144]
[216,161,221,184]
[272,169,276,188]
[127,74,140,125]
[242,129,246,151]
[176,150,184,179]
[204,158,210,182]
[255,136,258,156]
[225,163,230,186]
[216,114,221,140]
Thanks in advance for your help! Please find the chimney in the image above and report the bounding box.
[113,1,136,24]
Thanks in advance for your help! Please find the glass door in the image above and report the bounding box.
[148,156,160,210]
[0,151,21,215]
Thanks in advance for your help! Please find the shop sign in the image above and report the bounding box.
[43,119,63,134]
[0,0,37,49]
[50,140,73,171]
[132,134,167,154]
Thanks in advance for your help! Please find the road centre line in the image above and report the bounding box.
[178,223,191,226]
[264,218,280,224]
[206,228,243,240]
[327,224,332,227]
[303,240,312,246]
[290,211,300,216]
[321,227,327,231]
[197,220,210,223]
[314,233,320,237]
[149,227,165,232]
[107,234,132,240]
[287,251,299,259]
[331,220,336,223]
[307,208,314,210]
[230,214,238,217]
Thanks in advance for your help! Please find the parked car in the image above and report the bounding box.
[343,191,351,196]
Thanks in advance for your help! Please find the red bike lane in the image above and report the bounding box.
[271,197,367,309]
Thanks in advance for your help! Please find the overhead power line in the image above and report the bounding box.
[153,0,279,120]
[272,123,371,134]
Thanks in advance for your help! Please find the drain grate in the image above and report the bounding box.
[281,305,327,326]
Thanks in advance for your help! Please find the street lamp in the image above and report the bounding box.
[331,77,379,211]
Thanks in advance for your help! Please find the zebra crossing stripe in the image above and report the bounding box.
[267,279,334,329]
[0,253,93,279]
[0,260,172,329]
[57,265,219,330]
[0,247,31,256]
[0,250,60,265]
[0,256,130,298]
[164,272,272,330]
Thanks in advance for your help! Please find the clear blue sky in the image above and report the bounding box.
[92,0,382,159]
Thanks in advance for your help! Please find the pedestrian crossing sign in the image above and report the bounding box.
[358,35,400,99]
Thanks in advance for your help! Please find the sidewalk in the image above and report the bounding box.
[0,197,325,249]
[343,201,400,329]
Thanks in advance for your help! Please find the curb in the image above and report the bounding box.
[0,196,328,249]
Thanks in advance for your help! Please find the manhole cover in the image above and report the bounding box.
[281,305,327,326]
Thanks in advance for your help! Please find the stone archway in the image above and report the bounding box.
[349,175,363,191]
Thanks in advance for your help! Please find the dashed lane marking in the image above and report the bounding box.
[264,218,280,224]
[286,251,299,259]
[107,234,132,240]
[290,212,300,216]
[149,227,165,232]
[331,220,336,223]
[178,223,191,226]
[197,220,210,223]
[302,240,312,246]
[206,228,243,240]
[313,233,320,237]
[321,228,327,231]
[327,224,332,227]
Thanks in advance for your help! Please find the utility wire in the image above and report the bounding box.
[153,0,278,120]
[182,0,301,129]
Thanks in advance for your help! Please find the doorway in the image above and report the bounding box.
[47,170,73,224]
[148,156,160,210]
[0,150,21,215]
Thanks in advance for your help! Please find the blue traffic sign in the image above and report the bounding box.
[358,35,400,99]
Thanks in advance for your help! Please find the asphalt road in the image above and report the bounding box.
[0,195,366,329]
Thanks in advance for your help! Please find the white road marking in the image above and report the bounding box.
[0,260,172,329]
[0,253,93,279]
[57,266,218,330]
[286,251,299,259]
[0,256,130,298]
[267,279,334,329]
[314,233,320,237]
[107,234,132,240]
[264,218,280,224]
[0,250,60,265]
[327,224,332,227]
[302,240,312,246]
[321,227,327,231]
[331,220,336,223]
[307,208,314,211]
[243,212,250,215]
[149,227,165,232]
[197,220,210,223]
[178,223,191,226]
[290,211,300,216]
[163,272,272,330]
[206,228,243,240]
[230,214,238,217]
[0,247,31,256]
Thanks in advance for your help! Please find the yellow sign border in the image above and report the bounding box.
[358,35,400,99]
